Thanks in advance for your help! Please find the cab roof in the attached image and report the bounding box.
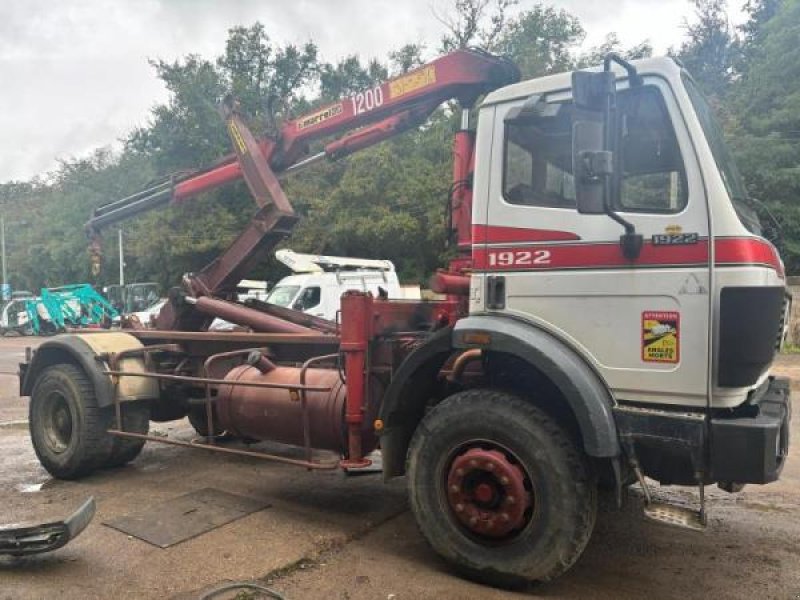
[482,56,683,107]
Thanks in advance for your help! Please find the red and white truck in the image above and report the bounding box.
[20,50,791,586]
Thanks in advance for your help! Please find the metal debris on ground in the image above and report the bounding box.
[199,581,286,599]
[0,497,95,556]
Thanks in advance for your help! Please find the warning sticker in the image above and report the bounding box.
[389,65,436,99]
[642,311,680,363]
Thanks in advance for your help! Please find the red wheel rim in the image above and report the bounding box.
[446,445,533,539]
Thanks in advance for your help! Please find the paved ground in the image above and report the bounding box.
[1,335,799,599]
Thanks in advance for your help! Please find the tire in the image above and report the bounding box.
[29,364,114,479]
[104,401,150,468]
[407,388,597,587]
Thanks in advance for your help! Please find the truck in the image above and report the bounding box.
[265,249,411,320]
[19,50,791,587]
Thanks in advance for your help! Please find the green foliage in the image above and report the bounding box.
[676,0,739,100]
[319,56,387,102]
[388,44,427,75]
[494,6,584,77]
[726,0,800,270]
[576,33,653,69]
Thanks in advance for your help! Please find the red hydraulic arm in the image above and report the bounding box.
[86,48,519,330]
[170,48,518,195]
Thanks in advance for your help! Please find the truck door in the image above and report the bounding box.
[481,78,710,407]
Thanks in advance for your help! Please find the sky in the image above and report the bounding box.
[1,0,745,183]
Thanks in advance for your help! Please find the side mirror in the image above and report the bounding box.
[572,118,609,214]
[571,71,616,215]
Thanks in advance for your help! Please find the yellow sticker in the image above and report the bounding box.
[665,224,683,235]
[297,103,343,131]
[389,65,437,99]
[642,311,680,363]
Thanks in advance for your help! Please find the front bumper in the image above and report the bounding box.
[614,376,791,486]
[711,376,791,484]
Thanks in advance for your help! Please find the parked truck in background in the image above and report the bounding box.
[265,249,419,321]
[18,50,791,587]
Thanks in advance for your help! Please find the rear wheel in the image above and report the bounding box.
[407,388,596,587]
[29,364,114,479]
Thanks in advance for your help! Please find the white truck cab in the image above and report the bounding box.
[471,56,786,409]
[265,249,412,321]
[458,55,789,499]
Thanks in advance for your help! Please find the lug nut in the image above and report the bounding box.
[500,512,510,522]
[469,516,478,526]
[486,463,495,471]
[450,484,460,493]
[455,503,464,513]
[455,468,464,476]
[500,476,509,485]
[469,459,478,468]
[506,495,516,505]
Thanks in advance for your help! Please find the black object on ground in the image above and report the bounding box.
[0,497,95,556]
[104,487,270,548]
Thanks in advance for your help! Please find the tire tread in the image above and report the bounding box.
[407,388,596,586]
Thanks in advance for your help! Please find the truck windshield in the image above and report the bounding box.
[681,73,762,235]
[266,285,300,307]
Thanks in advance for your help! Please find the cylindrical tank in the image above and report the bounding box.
[215,364,377,454]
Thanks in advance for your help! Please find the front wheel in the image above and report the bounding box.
[407,388,596,587]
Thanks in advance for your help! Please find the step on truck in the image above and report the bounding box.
[19,50,791,587]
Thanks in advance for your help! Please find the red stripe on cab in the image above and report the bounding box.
[472,237,783,276]
[472,224,581,243]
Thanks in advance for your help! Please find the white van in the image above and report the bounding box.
[264,250,419,321]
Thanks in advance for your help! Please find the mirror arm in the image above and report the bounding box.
[602,54,643,260]
[604,53,644,87]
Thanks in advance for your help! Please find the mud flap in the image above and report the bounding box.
[0,497,95,556]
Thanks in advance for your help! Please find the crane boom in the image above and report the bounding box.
[86,48,519,330]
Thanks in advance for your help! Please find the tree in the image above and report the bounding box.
[576,33,653,69]
[318,56,387,102]
[676,0,738,100]
[116,24,322,288]
[438,0,518,52]
[389,43,427,75]
[493,6,583,78]
[218,24,318,135]
[727,0,800,271]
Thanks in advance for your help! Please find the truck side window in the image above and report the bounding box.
[293,286,321,311]
[616,87,687,212]
[503,85,687,213]
[503,102,576,208]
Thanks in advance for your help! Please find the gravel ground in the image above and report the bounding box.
[0,336,798,599]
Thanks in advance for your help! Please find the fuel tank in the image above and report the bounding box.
[215,364,377,454]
